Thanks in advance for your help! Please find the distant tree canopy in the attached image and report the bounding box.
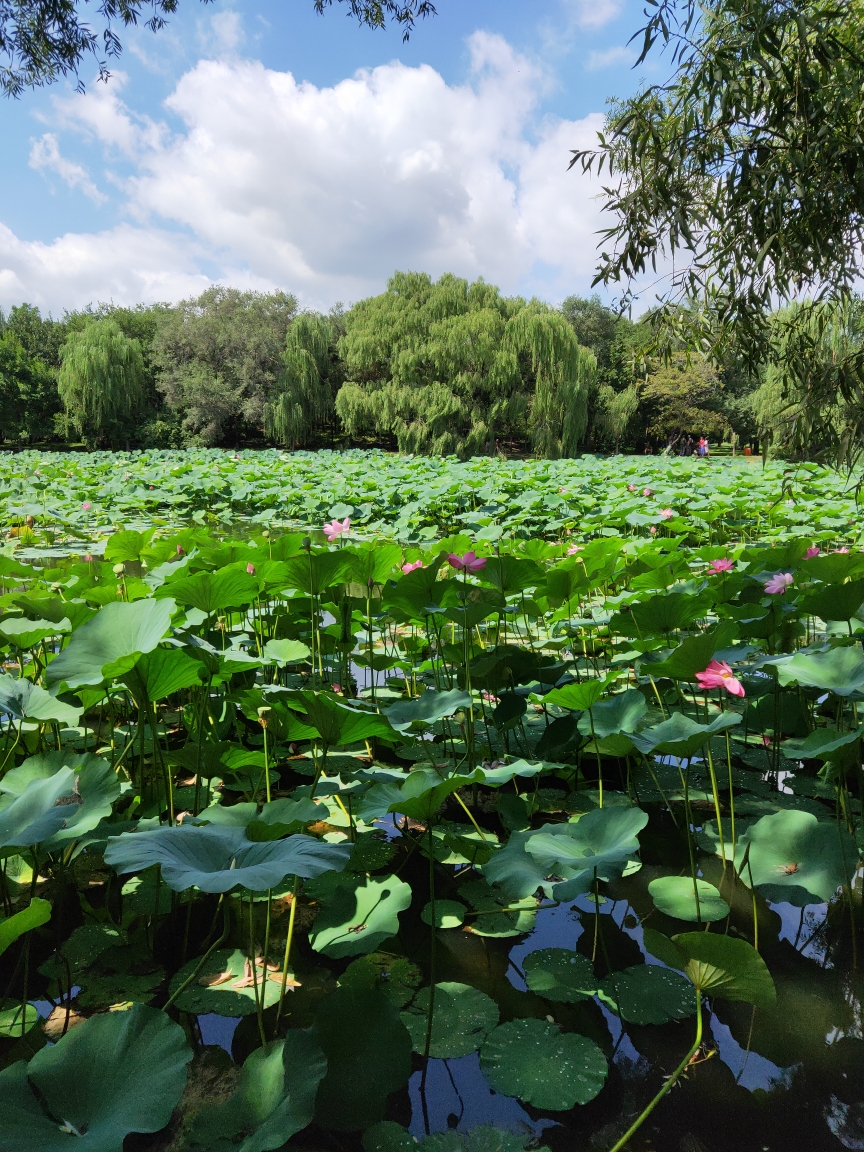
[57,318,146,448]
[335,272,596,459]
[0,0,435,97]
[265,312,343,450]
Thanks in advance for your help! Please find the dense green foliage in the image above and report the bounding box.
[0,452,861,1149]
[0,280,763,456]
[57,319,146,448]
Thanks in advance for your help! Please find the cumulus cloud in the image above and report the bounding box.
[586,45,636,70]
[28,134,107,204]
[1,31,610,312]
[560,0,623,29]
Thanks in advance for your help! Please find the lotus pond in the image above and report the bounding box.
[1,451,864,1152]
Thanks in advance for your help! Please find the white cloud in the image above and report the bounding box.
[586,45,636,70]
[559,0,623,30]
[28,134,107,204]
[1,31,611,312]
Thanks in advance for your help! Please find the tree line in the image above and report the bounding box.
[0,269,833,458]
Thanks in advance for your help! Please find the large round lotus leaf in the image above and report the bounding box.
[339,953,422,1007]
[421,899,466,928]
[362,1122,417,1152]
[648,875,730,922]
[772,646,864,696]
[104,824,350,893]
[187,1030,327,1152]
[643,929,777,1009]
[522,948,596,1003]
[599,964,697,1025]
[0,767,78,850]
[0,672,80,724]
[313,987,412,1130]
[629,711,741,758]
[400,982,499,1057]
[0,1002,191,1152]
[169,948,286,1016]
[45,598,176,689]
[309,873,412,958]
[422,1130,534,1152]
[1,752,120,849]
[479,1018,607,1110]
[736,810,857,905]
[576,689,647,738]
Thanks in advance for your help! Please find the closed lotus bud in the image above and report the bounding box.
[113,563,125,575]
[257,705,272,728]
[247,562,256,575]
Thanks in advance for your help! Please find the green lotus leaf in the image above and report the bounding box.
[458,878,539,937]
[362,1121,418,1152]
[523,805,649,900]
[576,689,647,738]
[104,529,152,563]
[736,810,857,905]
[642,929,776,1008]
[479,1019,607,1109]
[154,567,259,613]
[0,1002,191,1152]
[344,543,403,587]
[522,947,597,1002]
[294,692,398,746]
[339,953,422,1007]
[648,875,731,922]
[0,674,81,726]
[104,825,350,893]
[168,947,284,1016]
[421,899,466,928]
[0,1000,40,1037]
[619,591,713,638]
[0,617,70,649]
[364,1124,536,1152]
[400,981,499,1058]
[387,767,484,821]
[187,1030,327,1152]
[0,897,50,959]
[781,727,861,761]
[1,753,121,849]
[629,711,741,757]
[313,987,412,1130]
[386,688,472,732]
[544,675,615,711]
[121,646,203,702]
[261,639,311,667]
[283,551,353,597]
[0,767,79,850]
[770,646,864,696]
[309,873,412,957]
[802,579,864,623]
[46,598,176,688]
[599,964,697,1025]
[477,758,547,785]
[646,620,740,679]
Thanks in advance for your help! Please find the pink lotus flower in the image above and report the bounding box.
[835,547,850,554]
[448,550,487,573]
[708,558,734,574]
[627,484,637,492]
[246,562,256,575]
[567,544,584,555]
[805,547,820,559]
[402,559,424,574]
[694,659,745,697]
[323,517,351,541]
[761,734,772,748]
[81,502,91,511]
[176,544,185,555]
[559,487,569,494]
[643,487,653,497]
[83,553,94,563]
[649,526,657,534]
[764,572,794,595]
[660,508,674,520]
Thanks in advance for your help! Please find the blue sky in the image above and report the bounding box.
[0,0,654,314]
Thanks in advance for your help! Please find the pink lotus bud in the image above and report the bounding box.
[247,562,256,575]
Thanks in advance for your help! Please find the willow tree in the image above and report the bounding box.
[265,313,337,449]
[57,319,145,448]
[335,272,596,459]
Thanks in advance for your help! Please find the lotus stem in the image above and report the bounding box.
[275,875,300,1031]
[163,896,229,1011]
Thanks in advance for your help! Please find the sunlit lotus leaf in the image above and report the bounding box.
[0,1002,191,1152]
[737,810,857,905]
[0,673,81,726]
[630,711,741,757]
[386,688,472,731]
[104,825,350,893]
[576,688,646,737]
[420,899,466,928]
[642,929,776,1007]
[46,598,176,688]
[769,646,864,696]
[0,617,69,649]
[400,982,499,1057]
[648,875,730,922]
[2,752,120,849]
[0,897,50,959]
[479,1019,607,1109]
[309,873,412,957]
[0,767,79,850]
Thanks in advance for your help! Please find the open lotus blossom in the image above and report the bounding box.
[695,659,745,697]
[643,487,653,497]
[567,544,584,555]
[660,508,674,520]
[835,546,850,553]
[323,517,351,541]
[81,502,91,510]
[764,571,794,595]
[805,546,820,559]
[448,550,487,573]
[627,484,637,492]
[402,559,424,573]
[708,557,734,574]
[246,563,256,575]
